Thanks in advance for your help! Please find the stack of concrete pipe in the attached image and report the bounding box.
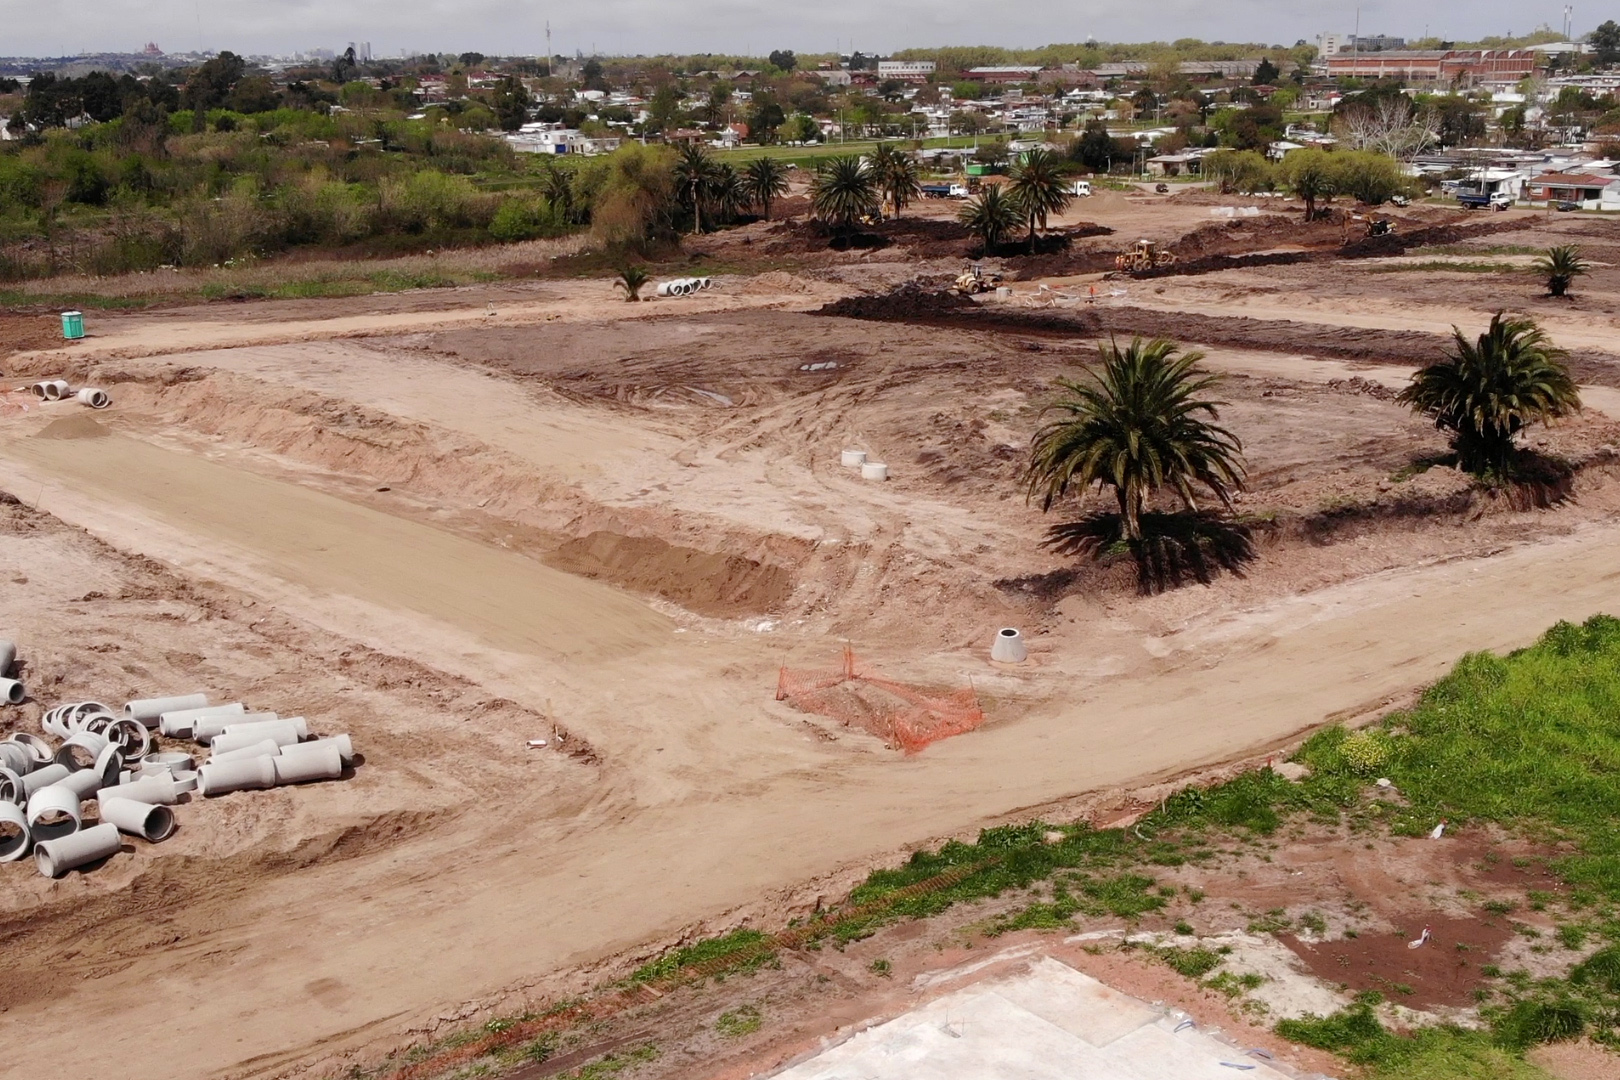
[0,689,356,878]
[24,380,111,409]
[654,276,713,298]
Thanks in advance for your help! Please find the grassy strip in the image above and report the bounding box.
[1415,244,1542,257]
[1363,260,1525,274]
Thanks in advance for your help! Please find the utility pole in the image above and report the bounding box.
[546,20,551,68]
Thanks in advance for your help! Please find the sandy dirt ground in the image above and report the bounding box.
[5,206,1620,1079]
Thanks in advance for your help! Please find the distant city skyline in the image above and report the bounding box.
[3,0,1597,61]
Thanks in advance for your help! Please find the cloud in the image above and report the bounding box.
[2,0,1569,59]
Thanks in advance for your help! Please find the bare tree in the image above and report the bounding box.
[1336,98,1439,162]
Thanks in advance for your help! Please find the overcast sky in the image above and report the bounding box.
[4,0,1586,60]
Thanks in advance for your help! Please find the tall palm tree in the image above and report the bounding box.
[1006,147,1073,253]
[1397,312,1581,478]
[673,143,721,233]
[810,155,879,233]
[1026,337,1246,541]
[540,161,577,224]
[709,163,748,224]
[1534,244,1588,298]
[871,143,922,217]
[743,156,789,219]
[958,185,1020,251]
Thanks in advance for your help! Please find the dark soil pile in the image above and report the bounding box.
[817,285,976,320]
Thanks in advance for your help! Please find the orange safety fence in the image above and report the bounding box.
[776,645,985,753]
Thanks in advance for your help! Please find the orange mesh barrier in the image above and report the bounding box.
[776,646,985,752]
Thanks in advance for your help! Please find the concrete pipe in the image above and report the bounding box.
[10,732,54,765]
[197,756,276,796]
[860,461,888,481]
[0,801,28,862]
[42,705,71,738]
[272,742,342,785]
[220,715,307,740]
[0,767,25,805]
[210,739,281,764]
[139,752,194,778]
[158,702,244,738]
[170,770,199,794]
[96,772,180,805]
[279,734,355,766]
[98,796,176,842]
[81,711,119,736]
[656,281,679,297]
[192,711,278,745]
[0,637,14,676]
[35,822,120,878]
[0,743,32,776]
[103,716,151,760]
[55,730,110,770]
[698,276,713,289]
[69,701,117,730]
[76,388,111,409]
[840,449,867,468]
[34,380,71,401]
[991,627,1028,663]
[124,693,208,727]
[210,722,302,754]
[0,678,23,706]
[26,784,81,842]
[19,763,71,797]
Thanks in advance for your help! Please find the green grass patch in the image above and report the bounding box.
[565,1044,658,1080]
[629,928,773,984]
[1157,945,1224,979]
[1277,1005,1552,1079]
[715,1005,762,1039]
[1415,244,1541,256]
[1365,260,1524,274]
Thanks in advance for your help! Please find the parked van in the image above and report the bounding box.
[1071,180,1092,197]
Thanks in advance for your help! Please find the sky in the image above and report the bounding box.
[2,0,1588,60]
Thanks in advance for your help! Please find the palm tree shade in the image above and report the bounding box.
[1026,337,1246,540]
[1397,312,1581,478]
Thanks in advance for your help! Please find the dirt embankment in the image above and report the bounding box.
[814,288,1620,387]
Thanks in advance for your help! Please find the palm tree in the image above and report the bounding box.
[1397,312,1581,479]
[871,143,922,218]
[614,265,650,301]
[1534,245,1588,298]
[743,156,789,219]
[1026,337,1246,541]
[673,143,721,233]
[810,155,879,233]
[958,185,1020,251]
[1006,147,1073,253]
[710,163,748,225]
[540,161,578,224]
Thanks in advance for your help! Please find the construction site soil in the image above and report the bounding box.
[3,194,1620,1080]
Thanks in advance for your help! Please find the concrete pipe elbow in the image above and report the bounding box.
[158,702,244,738]
[26,784,81,842]
[139,752,194,778]
[19,763,71,797]
[280,734,355,766]
[210,739,281,764]
[55,730,110,770]
[991,627,1028,663]
[272,743,343,785]
[76,388,111,409]
[210,723,300,755]
[0,801,29,862]
[98,796,176,842]
[0,678,23,706]
[35,822,120,878]
[197,756,276,796]
[192,711,277,745]
[96,772,180,805]
[124,693,209,728]
[58,744,124,800]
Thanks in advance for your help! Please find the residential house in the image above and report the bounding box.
[1526,172,1620,209]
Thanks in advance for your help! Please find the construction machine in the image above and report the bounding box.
[950,264,1003,295]
[1366,218,1395,237]
[1115,239,1176,272]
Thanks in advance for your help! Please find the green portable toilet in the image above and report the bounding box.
[61,311,84,340]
